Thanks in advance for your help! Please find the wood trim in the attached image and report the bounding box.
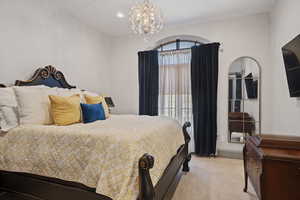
[254,135,300,150]
[0,171,112,200]
[15,65,76,89]
[155,122,192,200]
[138,154,155,200]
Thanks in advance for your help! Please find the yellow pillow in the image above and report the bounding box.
[84,94,109,118]
[49,94,81,126]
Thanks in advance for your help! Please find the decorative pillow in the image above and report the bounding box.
[80,103,105,124]
[13,86,57,125]
[84,94,110,118]
[0,87,19,131]
[49,94,81,126]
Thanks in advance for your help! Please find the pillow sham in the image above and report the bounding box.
[80,103,105,124]
[83,91,99,98]
[56,88,84,102]
[13,86,57,125]
[0,87,19,131]
[84,94,110,118]
[0,106,19,132]
[0,87,18,107]
[49,94,81,126]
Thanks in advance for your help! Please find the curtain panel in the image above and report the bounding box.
[191,43,220,156]
[138,50,159,116]
[158,50,194,152]
[158,50,192,123]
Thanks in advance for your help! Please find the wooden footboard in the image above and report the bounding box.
[138,122,192,200]
[0,171,112,200]
[0,122,191,200]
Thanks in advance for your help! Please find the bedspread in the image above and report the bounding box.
[0,115,184,200]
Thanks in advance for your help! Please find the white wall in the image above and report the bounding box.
[0,0,111,94]
[270,0,300,135]
[110,14,272,152]
[4,0,295,151]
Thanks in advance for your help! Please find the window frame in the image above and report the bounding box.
[154,39,202,52]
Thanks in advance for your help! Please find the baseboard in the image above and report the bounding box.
[217,150,243,159]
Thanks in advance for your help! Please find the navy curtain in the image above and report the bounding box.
[138,50,159,116]
[191,43,220,156]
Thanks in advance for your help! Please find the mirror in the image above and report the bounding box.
[228,57,261,144]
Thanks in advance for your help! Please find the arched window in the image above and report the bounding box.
[155,39,202,52]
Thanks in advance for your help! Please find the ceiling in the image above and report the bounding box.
[52,0,276,36]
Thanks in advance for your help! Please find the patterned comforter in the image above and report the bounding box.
[0,115,184,200]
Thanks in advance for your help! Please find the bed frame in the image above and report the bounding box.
[0,66,192,200]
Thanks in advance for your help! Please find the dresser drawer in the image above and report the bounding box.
[263,160,300,200]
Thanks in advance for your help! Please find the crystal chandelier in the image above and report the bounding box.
[129,0,164,39]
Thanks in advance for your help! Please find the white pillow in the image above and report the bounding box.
[0,87,18,107]
[56,88,84,102]
[13,86,57,125]
[0,106,19,132]
[0,110,7,132]
[83,90,100,97]
[0,87,19,131]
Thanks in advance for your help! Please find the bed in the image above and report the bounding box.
[0,66,192,200]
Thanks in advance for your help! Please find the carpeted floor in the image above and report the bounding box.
[173,156,258,200]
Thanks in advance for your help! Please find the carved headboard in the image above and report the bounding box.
[15,65,76,89]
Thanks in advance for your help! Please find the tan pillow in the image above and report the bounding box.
[49,94,81,126]
[84,94,109,118]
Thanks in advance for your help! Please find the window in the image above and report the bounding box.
[156,39,201,52]
[157,39,202,152]
[158,51,192,125]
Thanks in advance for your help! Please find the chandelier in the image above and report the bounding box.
[129,0,164,39]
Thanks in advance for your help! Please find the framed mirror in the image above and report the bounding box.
[228,57,261,144]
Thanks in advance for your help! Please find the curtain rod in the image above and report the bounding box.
[158,45,224,54]
[159,48,191,55]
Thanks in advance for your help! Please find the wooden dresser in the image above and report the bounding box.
[243,135,300,200]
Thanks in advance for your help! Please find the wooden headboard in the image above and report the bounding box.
[15,65,76,89]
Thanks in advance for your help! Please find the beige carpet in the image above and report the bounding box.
[172,156,258,200]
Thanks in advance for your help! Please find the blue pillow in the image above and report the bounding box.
[80,103,105,124]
